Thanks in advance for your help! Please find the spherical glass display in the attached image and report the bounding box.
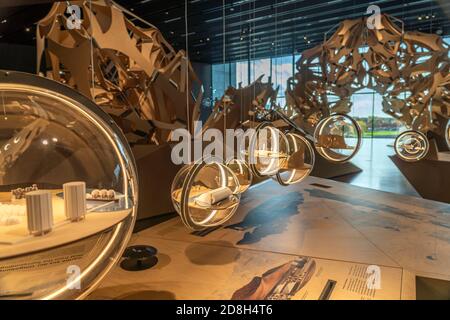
[171,161,241,231]
[0,71,138,299]
[226,159,253,194]
[275,133,315,186]
[248,122,289,177]
[445,119,450,150]
[313,114,362,163]
[394,130,429,162]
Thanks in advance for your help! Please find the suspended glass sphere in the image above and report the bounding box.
[171,161,241,231]
[275,133,315,186]
[394,130,429,162]
[445,119,450,150]
[247,122,289,177]
[0,71,138,299]
[226,158,253,193]
[314,114,362,163]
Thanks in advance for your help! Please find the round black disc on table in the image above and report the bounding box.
[120,245,158,271]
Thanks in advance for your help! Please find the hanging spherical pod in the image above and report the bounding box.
[247,122,289,177]
[394,130,430,162]
[171,160,241,231]
[226,158,253,194]
[0,71,138,299]
[445,119,450,150]
[313,114,362,163]
[275,133,315,186]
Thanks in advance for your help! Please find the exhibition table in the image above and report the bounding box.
[89,177,450,300]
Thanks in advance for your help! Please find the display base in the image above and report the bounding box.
[311,152,362,179]
[120,245,158,271]
[133,144,181,220]
[89,177,450,300]
[390,144,450,203]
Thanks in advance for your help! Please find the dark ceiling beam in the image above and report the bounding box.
[192,1,450,62]
[207,14,449,55]
[153,0,446,46]
[192,0,441,41]
[0,0,62,7]
[0,0,448,64]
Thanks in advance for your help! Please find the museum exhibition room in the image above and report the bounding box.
[0,0,448,303]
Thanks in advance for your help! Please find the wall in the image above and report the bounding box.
[0,43,36,73]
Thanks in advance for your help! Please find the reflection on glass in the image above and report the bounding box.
[226,159,252,194]
[171,161,240,230]
[394,130,429,162]
[0,78,137,299]
[314,114,362,163]
[248,123,289,177]
[275,133,315,186]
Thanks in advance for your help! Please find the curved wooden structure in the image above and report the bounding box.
[286,14,450,140]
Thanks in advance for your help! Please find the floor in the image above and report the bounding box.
[90,176,450,300]
[333,138,420,197]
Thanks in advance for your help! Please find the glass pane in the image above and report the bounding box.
[351,92,374,139]
[272,55,293,96]
[212,63,235,100]
[236,60,249,87]
[250,58,271,83]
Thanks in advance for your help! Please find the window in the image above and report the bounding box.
[250,58,271,83]
[272,55,293,105]
[236,60,249,87]
[351,88,405,139]
[212,63,236,100]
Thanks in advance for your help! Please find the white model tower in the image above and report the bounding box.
[26,190,54,236]
[63,181,86,222]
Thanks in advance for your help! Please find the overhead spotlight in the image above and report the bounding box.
[425,15,429,19]
[303,36,307,40]
[1,19,6,24]
[130,8,134,11]
[206,37,210,41]
[418,16,422,21]
[25,27,31,32]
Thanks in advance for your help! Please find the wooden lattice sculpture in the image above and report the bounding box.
[37,0,203,146]
[286,14,450,139]
[203,76,278,133]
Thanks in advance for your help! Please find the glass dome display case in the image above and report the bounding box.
[171,160,241,231]
[0,71,138,299]
[446,120,450,149]
[226,158,253,194]
[247,122,289,177]
[394,130,430,162]
[313,114,362,163]
[275,133,315,186]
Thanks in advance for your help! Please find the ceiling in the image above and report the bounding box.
[0,0,449,64]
